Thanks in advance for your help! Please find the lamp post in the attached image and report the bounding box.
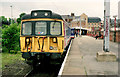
[79,16,81,35]
[96,0,117,62]
[113,15,117,42]
[103,0,110,52]
[10,5,12,24]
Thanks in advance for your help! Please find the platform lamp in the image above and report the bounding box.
[113,15,117,42]
[10,5,13,24]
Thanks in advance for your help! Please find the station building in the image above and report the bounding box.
[62,12,120,42]
[109,1,120,43]
[70,13,101,35]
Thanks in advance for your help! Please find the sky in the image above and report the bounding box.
[118,1,120,19]
[0,0,120,20]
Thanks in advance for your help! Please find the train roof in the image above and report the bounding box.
[21,10,63,20]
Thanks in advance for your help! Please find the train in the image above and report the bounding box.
[71,28,75,39]
[70,27,89,38]
[20,10,71,66]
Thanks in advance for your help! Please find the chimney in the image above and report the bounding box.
[71,13,74,17]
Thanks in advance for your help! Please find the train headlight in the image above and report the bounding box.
[50,46,53,50]
[45,13,48,16]
[34,12,37,16]
[26,39,30,44]
[53,38,57,43]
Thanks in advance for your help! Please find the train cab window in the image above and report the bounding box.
[35,22,47,35]
[50,22,61,35]
[22,22,32,35]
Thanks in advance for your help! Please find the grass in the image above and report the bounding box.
[1,52,24,69]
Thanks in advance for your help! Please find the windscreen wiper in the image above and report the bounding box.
[52,20,57,29]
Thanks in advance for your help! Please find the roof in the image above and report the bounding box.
[21,10,63,20]
[71,17,101,23]
[75,16,80,19]
[88,17,101,23]
[62,15,73,19]
[72,18,79,22]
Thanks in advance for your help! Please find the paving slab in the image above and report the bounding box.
[62,36,118,75]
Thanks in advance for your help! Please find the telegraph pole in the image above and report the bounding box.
[10,5,12,24]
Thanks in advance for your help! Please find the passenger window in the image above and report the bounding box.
[35,22,47,35]
[22,22,32,35]
[50,22,61,35]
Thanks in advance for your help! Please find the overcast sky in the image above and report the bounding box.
[0,0,119,20]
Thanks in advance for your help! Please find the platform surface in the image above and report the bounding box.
[62,36,118,75]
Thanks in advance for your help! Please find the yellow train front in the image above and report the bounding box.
[20,10,71,65]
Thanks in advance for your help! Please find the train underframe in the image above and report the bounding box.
[22,52,66,65]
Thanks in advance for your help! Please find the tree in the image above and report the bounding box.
[20,13,26,18]
[17,13,26,24]
[17,18,21,24]
[0,16,7,23]
[2,23,20,53]
[0,16,10,28]
[8,18,15,24]
[0,27,2,38]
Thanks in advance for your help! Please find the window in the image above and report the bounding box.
[50,22,61,35]
[22,22,32,35]
[35,22,47,35]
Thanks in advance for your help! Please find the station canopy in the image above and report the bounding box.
[71,27,91,31]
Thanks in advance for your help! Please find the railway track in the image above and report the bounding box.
[24,68,33,77]
[24,64,61,77]
[24,40,72,77]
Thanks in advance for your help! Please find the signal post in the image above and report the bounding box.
[96,0,117,61]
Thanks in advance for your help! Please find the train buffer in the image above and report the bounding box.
[59,36,118,76]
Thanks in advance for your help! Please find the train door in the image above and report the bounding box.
[82,30,87,35]
[71,28,75,39]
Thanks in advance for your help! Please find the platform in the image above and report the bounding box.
[61,36,118,75]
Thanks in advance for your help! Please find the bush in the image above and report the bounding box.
[2,47,9,53]
[0,40,1,46]
[0,27,2,38]
[10,50,17,54]
[2,23,20,53]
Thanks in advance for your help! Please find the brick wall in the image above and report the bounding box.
[109,31,120,42]
[116,31,120,42]
[110,31,113,41]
